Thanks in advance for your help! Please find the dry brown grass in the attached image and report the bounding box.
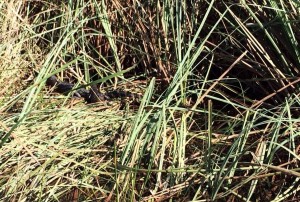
[1,0,300,201]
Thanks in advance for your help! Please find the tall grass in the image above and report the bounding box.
[1,0,300,201]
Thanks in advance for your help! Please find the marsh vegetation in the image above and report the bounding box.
[1,0,300,201]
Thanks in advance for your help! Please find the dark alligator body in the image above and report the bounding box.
[46,75,140,103]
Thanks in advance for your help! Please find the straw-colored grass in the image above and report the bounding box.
[1,0,300,201]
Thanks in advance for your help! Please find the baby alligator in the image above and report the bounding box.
[46,75,140,103]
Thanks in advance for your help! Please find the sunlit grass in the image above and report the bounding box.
[1,0,300,201]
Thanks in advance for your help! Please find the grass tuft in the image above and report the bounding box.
[1,0,300,201]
